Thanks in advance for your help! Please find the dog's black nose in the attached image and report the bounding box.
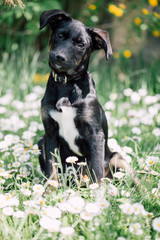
[56,54,66,62]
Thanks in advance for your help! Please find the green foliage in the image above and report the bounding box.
[0,0,62,52]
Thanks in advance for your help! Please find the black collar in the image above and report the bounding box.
[52,71,87,83]
[52,71,68,83]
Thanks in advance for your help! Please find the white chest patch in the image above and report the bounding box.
[49,106,82,156]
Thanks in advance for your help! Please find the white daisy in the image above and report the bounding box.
[21,188,32,197]
[108,184,119,197]
[65,156,78,163]
[60,227,75,236]
[67,196,85,214]
[32,184,45,195]
[129,223,143,235]
[80,211,93,221]
[2,206,14,216]
[119,203,134,215]
[113,172,125,179]
[97,199,110,209]
[145,156,159,166]
[85,203,101,216]
[89,183,99,190]
[152,217,160,232]
[48,180,59,188]
[39,216,61,232]
[45,206,61,219]
[12,162,20,168]
[57,202,72,212]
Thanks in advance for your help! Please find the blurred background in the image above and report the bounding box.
[0,0,160,103]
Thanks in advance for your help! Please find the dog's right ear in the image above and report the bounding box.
[39,9,71,30]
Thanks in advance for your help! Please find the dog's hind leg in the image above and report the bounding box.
[104,152,140,186]
[38,137,46,173]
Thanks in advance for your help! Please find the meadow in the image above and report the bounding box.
[0,45,160,240]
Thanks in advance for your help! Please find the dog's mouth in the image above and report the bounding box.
[54,63,63,70]
[49,59,76,75]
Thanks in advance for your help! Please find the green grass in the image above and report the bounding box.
[0,48,160,240]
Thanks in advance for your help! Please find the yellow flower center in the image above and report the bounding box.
[25,182,29,188]
[40,200,44,204]
[152,30,160,37]
[6,195,11,200]
[134,17,142,26]
[89,4,96,10]
[123,50,132,58]
[142,8,149,15]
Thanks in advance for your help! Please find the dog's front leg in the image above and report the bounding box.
[45,134,59,180]
[88,131,105,183]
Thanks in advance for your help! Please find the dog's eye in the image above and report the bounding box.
[77,42,85,48]
[56,32,64,40]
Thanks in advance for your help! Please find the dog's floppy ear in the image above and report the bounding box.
[88,28,112,61]
[39,9,71,30]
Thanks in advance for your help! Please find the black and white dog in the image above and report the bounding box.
[38,9,137,184]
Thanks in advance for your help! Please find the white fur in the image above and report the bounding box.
[49,106,82,156]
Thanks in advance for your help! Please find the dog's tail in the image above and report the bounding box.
[105,152,140,186]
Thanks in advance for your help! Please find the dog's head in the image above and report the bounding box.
[40,9,112,76]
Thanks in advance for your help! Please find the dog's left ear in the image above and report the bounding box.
[39,9,71,30]
[88,28,112,61]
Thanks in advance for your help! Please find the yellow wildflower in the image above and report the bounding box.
[152,30,160,37]
[123,50,132,58]
[119,3,126,9]
[134,17,142,26]
[33,73,49,83]
[108,4,124,17]
[83,175,89,182]
[148,0,158,7]
[153,11,160,18]
[25,182,30,188]
[89,4,96,10]
[142,8,149,15]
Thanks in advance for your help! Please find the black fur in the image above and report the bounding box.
[38,10,113,183]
